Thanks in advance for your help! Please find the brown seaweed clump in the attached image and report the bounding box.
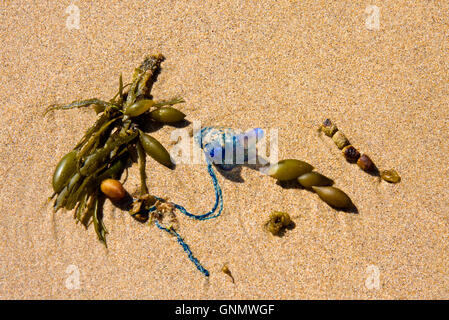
[264,211,292,236]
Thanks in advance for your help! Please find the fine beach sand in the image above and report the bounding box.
[0,1,448,299]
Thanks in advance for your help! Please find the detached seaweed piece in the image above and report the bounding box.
[46,54,216,276]
[268,159,353,209]
[221,264,235,283]
[264,211,292,236]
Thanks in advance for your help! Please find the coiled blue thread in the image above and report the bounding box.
[172,162,223,221]
[140,127,225,276]
[165,126,224,221]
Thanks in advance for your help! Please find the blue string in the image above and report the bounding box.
[172,162,223,220]
[150,127,224,221]
[167,126,223,221]
[139,126,224,276]
[153,220,210,277]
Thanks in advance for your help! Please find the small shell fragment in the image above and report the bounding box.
[342,145,360,163]
[320,119,338,137]
[380,169,401,183]
[332,131,350,149]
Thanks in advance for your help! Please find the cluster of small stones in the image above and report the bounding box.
[320,119,400,183]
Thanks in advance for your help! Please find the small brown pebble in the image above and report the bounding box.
[320,119,338,137]
[380,169,401,183]
[100,179,126,201]
[357,154,375,172]
[332,131,350,149]
[342,145,360,163]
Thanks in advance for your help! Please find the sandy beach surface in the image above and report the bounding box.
[0,1,448,299]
